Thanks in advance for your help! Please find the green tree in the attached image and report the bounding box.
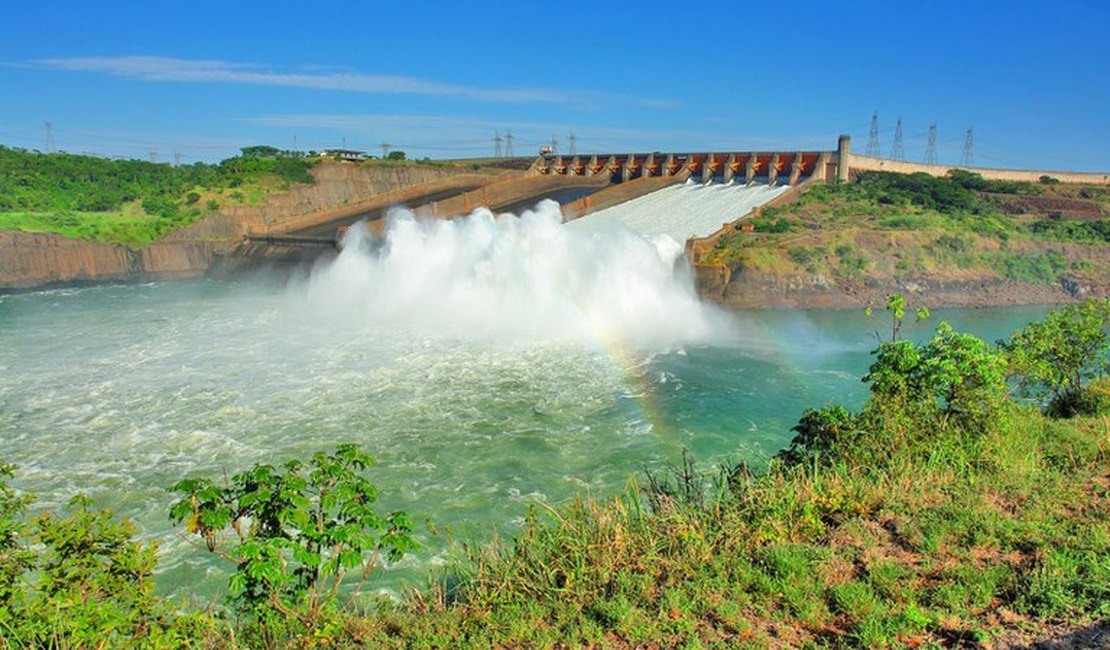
[170,444,417,625]
[1000,298,1110,417]
[240,145,282,159]
[386,150,407,161]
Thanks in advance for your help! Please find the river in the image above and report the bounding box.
[0,203,1051,600]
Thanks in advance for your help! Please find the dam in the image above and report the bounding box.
[221,143,832,273]
[4,134,1107,291]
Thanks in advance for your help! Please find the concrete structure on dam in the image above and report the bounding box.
[526,135,1110,187]
[529,149,836,185]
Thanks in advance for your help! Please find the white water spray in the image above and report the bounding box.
[296,200,732,348]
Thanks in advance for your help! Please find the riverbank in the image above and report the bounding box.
[2,299,1107,648]
[690,171,1110,309]
[5,167,1109,311]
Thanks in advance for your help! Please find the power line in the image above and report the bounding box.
[890,118,905,161]
[960,127,974,167]
[924,123,938,165]
[866,111,880,157]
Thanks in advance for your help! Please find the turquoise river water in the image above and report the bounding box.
[0,204,1051,601]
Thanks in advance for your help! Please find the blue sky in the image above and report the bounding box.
[1,1,1107,170]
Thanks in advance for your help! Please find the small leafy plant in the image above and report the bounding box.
[170,444,417,625]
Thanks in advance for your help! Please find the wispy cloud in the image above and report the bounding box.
[33,56,678,109]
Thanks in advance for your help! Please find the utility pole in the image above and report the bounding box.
[960,127,974,167]
[568,131,577,156]
[44,121,56,153]
[890,118,905,161]
[493,133,502,158]
[866,111,880,157]
[504,130,514,157]
[924,123,937,165]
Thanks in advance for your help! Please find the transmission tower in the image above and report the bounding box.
[866,111,880,157]
[44,121,56,153]
[924,123,938,165]
[173,151,183,166]
[148,150,158,163]
[380,142,391,159]
[960,127,974,167]
[549,134,558,154]
[493,133,502,158]
[890,118,905,161]
[568,131,577,156]
[504,130,514,157]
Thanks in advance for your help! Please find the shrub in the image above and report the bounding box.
[1001,298,1110,417]
[0,467,180,647]
[170,444,417,625]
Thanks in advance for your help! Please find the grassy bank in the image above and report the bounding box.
[1,299,1108,648]
[0,146,317,247]
[703,171,1110,292]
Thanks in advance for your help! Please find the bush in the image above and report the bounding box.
[0,467,181,647]
[1001,298,1110,417]
[170,444,417,625]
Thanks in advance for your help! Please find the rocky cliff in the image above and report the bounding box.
[695,260,1109,309]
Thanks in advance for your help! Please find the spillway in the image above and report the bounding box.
[566,180,791,243]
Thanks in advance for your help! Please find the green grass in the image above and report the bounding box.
[0,209,204,248]
[704,172,1109,291]
[0,145,318,246]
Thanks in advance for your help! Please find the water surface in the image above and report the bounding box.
[0,204,1049,599]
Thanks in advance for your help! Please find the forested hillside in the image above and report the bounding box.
[0,146,316,246]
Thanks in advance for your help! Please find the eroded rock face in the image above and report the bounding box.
[0,231,223,290]
[697,263,1108,309]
